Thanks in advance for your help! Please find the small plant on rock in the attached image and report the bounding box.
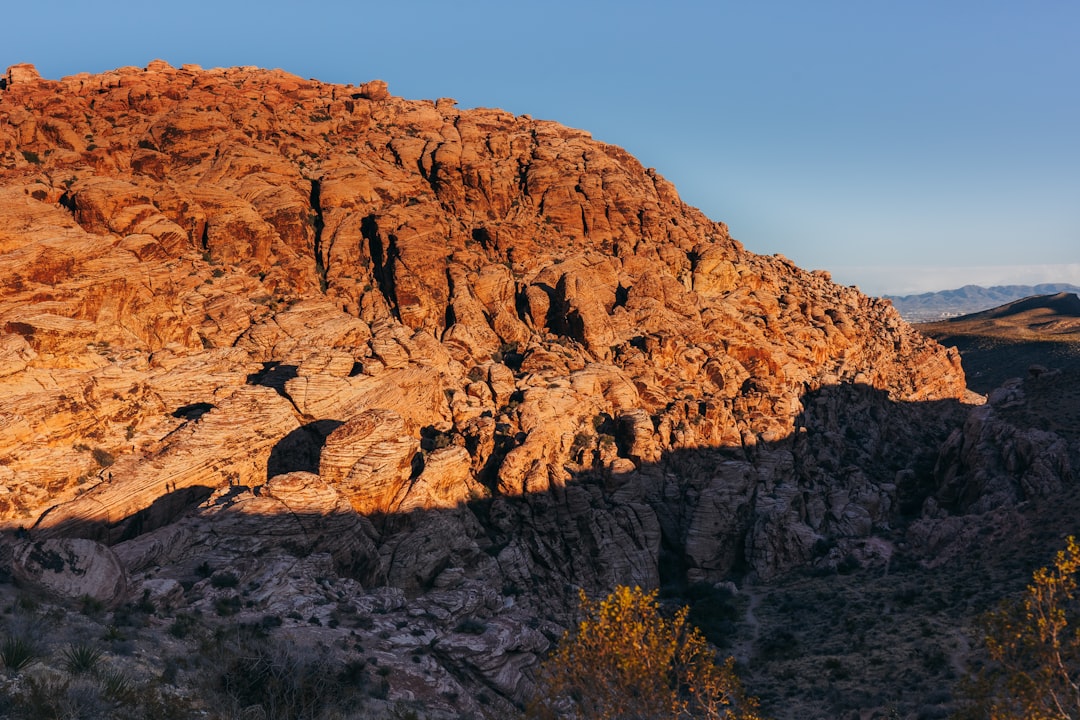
[91,447,115,467]
[210,572,239,589]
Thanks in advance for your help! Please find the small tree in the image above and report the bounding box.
[528,585,762,720]
[963,536,1080,719]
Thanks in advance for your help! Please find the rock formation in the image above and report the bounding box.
[0,61,1026,715]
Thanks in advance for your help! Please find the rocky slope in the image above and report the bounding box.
[2,61,1065,718]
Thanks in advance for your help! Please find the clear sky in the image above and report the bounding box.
[4,1,1078,295]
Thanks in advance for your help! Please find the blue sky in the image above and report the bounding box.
[4,1,1078,295]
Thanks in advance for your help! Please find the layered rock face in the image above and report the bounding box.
[1,61,979,710]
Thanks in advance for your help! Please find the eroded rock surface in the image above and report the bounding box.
[12,537,128,607]
[0,61,1025,714]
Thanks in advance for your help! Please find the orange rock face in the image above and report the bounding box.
[0,61,970,587]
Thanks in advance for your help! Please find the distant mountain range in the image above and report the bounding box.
[884,283,1080,322]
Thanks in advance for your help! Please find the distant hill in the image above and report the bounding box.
[885,283,1080,322]
[918,292,1080,392]
[945,291,1080,336]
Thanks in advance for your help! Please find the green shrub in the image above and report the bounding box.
[91,447,115,468]
[100,667,136,702]
[80,594,105,616]
[214,595,241,617]
[1,635,37,671]
[168,613,198,639]
[571,431,593,454]
[62,643,103,673]
[455,617,488,635]
[210,572,239,589]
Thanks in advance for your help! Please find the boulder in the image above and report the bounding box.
[12,538,128,607]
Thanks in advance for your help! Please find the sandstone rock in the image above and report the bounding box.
[358,79,390,101]
[113,471,382,583]
[397,445,487,512]
[0,332,35,377]
[12,538,128,607]
[4,63,40,86]
[0,62,1016,717]
[932,403,1073,513]
[32,386,300,542]
[319,409,420,515]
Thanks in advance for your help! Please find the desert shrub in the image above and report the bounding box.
[455,617,488,635]
[133,589,156,614]
[168,613,199,639]
[214,595,241,617]
[1,634,37,671]
[528,585,763,719]
[100,667,136,702]
[260,614,283,630]
[209,572,239,589]
[5,666,196,719]
[756,628,800,662]
[687,582,741,647]
[91,447,115,467]
[62,642,104,673]
[216,637,347,720]
[8,674,101,718]
[571,431,593,455]
[79,593,106,617]
[958,536,1080,719]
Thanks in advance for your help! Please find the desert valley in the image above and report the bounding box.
[1,62,1078,719]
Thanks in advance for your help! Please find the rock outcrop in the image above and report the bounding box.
[12,537,128,607]
[0,61,1001,712]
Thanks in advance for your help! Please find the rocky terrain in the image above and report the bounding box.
[0,62,1075,719]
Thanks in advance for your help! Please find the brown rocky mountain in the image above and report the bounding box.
[0,62,1072,718]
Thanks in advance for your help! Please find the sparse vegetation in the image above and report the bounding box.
[91,447,115,468]
[213,634,362,720]
[168,613,199,639]
[209,572,239,589]
[571,431,593,457]
[454,617,487,635]
[528,585,763,719]
[959,536,1080,719]
[61,642,104,673]
[1,634,37,672]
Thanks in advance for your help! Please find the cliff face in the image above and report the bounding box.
[1,61,978,712]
